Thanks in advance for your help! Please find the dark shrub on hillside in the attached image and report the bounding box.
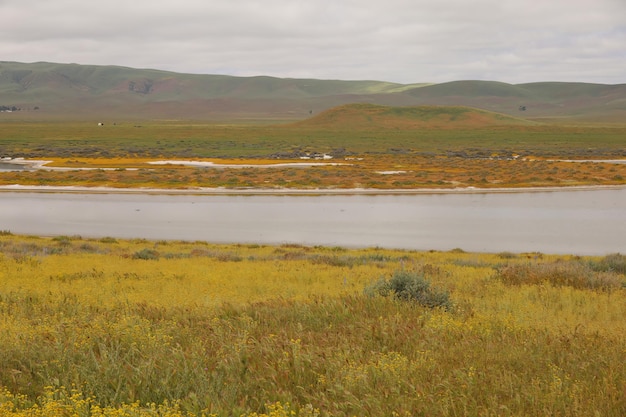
[132,248,160,260]
[366,270,452,310]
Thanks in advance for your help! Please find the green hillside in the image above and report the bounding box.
[0,61,624,122]
[407,80,532,98]
[405,80,626,122]
[0,61,421,99]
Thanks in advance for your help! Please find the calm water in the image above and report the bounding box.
[0,163,26,171]
[0,188,624,255]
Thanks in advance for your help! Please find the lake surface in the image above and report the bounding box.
[0,163,27,171]
[0,188,624,255]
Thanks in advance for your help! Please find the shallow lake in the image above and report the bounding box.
[0,188,624,255]
[0,163,27,171]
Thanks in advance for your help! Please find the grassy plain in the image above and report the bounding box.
[1,107,625,415]
[1,115,625,190]
[0,234,625,416]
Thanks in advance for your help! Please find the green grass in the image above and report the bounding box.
[408,80,534,98]
[1,120,625,159]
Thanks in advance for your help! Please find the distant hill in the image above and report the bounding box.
[293,103,535,129]
[404,80,626,123]
[1,61,625,122]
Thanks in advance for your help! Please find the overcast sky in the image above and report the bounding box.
[1,0,625,84]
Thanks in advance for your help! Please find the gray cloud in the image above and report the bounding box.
[1,0,624,83]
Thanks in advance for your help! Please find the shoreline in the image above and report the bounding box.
[0,184,624,196]
[0,158,345,171]
[2,157,625,195]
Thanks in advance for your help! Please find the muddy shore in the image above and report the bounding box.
[1,184,625,196]
[1,157,625,195]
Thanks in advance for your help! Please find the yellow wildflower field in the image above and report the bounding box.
[0,234,625,416]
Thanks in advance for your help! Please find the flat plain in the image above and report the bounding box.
[1,100,626,416]
[1,105,625,190]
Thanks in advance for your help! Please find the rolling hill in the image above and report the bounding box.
[293,103,536,129]
[1,61,624,122]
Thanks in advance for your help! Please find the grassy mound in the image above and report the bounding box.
[295,103,535,129]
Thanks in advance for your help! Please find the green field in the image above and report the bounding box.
[0,234,625,416]
[2,111,626,159]
[1,108,625,191]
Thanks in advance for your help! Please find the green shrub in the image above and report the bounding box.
[449,247,466,253]
[311,255,356,268]
[132,248,160,260]
[366,270,452,310]
[52,235,72,247]
[497,251,517,259]
[589,253,626,275]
